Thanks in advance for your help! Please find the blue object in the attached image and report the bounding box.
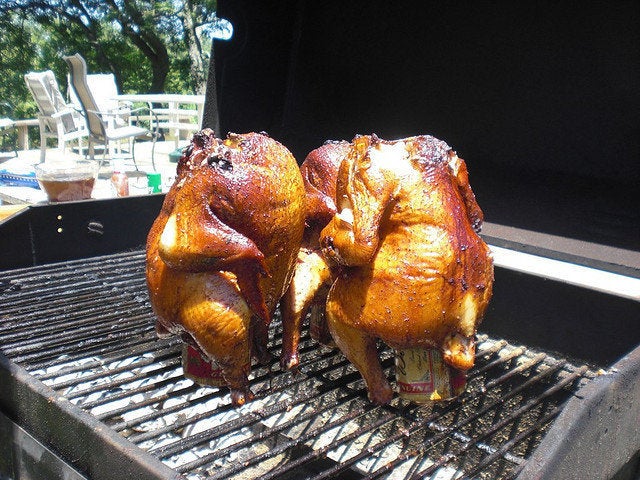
[0,169,39,188]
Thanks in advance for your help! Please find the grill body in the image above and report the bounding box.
[0,199,638,480]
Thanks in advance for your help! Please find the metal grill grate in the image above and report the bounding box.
[0,251,597,479]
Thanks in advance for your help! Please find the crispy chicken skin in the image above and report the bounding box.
[319,134,493,404]
[280,141,350,369]
[146,129,305,406]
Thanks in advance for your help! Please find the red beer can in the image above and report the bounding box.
[181,344,226,387]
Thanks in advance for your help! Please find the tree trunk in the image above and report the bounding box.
[180,0,207,94]
[105,0,170,92]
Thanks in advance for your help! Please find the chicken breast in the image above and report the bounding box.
[146,129,306,406]
[319,134,493,404]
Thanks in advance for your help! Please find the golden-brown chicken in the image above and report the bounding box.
[319,134,493,404]
[146,129,306,406]
[280,140,350,369]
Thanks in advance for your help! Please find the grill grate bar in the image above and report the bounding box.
[43,342,181,389]
[97,380,200,424]
[107,336,299,434]
[472,344,523,376]
[112,339,319,434]
[135,390,237,448]
[178,387,366,475]
[24,333,169,373]
[206,397,387,480]
[1,306,151,354]
[9,321,157,368]
[0,254,146,326]
[64,356,182,401]
[239,340,522,480]
[293,342,538,480]
[0,251,145,279]
[256,408,405,480]
[0,252,146,286]
[111,382,204,432]
[411,366,588,479]
[484,352,546,390]
[450,405,561,479]
[123,342,344,444]
[34,337,181,381]
[71,365,186,410]
[0,250,597,480]
[359,357,569,480]
[147,353,378,460]
[0,275,147,317]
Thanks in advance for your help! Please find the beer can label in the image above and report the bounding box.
[395,348,466,402]
[181,344,226,387]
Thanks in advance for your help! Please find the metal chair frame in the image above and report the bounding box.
[64,54,158,170]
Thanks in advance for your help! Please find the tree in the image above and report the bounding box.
[178,0,207,94]
[1,0,219,95]
[0,11,40,118]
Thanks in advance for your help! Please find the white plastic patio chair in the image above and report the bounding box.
[24,71,88,162]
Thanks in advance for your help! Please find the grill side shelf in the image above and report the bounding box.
[0,194,165,271]
[0,351,184,480]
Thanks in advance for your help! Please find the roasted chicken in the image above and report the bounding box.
[319,134,493,404]
[146,129,306,406]
[280,140,350,369]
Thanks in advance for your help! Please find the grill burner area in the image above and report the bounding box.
[0,251,598,479]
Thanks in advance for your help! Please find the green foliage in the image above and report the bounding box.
[0,12,40,119]
[0,0,219,125]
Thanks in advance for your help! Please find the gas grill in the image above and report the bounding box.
[2,2,639,475]
[0,198,639,480]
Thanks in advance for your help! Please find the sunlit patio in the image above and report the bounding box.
[0,138,184,212]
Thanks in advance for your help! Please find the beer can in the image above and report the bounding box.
[181,344,226,387]
[110,171,129,197]
[395,348,466,402]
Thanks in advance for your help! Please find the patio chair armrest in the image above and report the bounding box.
[108,103,133,116]
[89,106,153,118]
[128,106,155,116]
[50,106,82,119]
[126,106,160,133]
[86,108,120,120]
[0,118,16,128]
[88,107,160,135]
